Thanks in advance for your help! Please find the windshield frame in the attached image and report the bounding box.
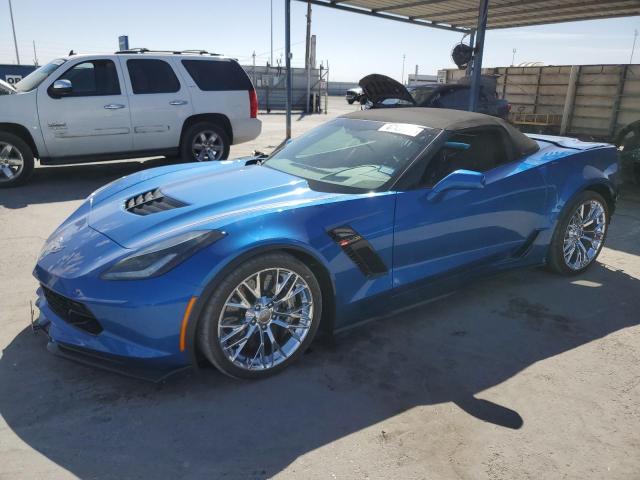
[263,118,442,193]
[14,58,67,93]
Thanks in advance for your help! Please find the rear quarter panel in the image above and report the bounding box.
[535,141,619,227]
[173,60,260,144]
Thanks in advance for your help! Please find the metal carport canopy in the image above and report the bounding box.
[283,0,640,138]
[299,0,640,31]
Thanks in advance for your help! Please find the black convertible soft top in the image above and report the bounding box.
[342,107,540,158]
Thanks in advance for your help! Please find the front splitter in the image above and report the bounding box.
[46,340,194,383]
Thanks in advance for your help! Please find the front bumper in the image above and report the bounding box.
[231,117,262,144]
[33,285,196,381]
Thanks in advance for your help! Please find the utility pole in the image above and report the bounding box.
[270,0,274,66]
[401,54,406,84]
[511,48,516,66]
[32,40,38,67]
[252,50,256,86]
[305,1,312,113]
[8,0,20,65]
[631,29,638,64]
[285,0,292,139]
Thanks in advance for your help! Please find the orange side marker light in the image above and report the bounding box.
[179,297,198,352]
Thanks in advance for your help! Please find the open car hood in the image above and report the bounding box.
[0,79,16,94]
[359,74,415,105]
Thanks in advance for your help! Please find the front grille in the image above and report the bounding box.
[42,286,103,335]
[125,188,187,216]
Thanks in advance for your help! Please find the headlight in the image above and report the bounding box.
[101,230,226,280]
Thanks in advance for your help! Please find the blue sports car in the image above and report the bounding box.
[33,108,619,380]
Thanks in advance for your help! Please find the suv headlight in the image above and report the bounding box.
[102,230,226,280]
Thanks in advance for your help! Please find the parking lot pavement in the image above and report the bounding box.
[0,97,639,480]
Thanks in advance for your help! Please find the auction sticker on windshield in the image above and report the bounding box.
[378,123,424,137]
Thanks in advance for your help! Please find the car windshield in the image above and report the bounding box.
[14,58,67,92]
[264,118,440,191]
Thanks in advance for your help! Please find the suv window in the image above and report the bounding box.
[420,129,510,187]
[181,59,252,91]
[127,59,180,94]
[55,60,120,96]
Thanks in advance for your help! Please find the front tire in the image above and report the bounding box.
[547,191,609,275]
[197,252,322,379]
[0,132,34,188]
[180,122,230,163]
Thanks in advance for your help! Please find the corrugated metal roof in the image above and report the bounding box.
[303,0,640,31]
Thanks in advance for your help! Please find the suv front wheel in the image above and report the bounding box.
[0,132,34,188]
[180,122,230,163]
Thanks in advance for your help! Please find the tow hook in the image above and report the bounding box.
[30,300,43,334]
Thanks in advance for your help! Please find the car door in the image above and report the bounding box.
[392,127,548,288]
[37,58,133,158]
[120,57,193,152]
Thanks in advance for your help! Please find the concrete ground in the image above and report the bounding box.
[0,97,639,480]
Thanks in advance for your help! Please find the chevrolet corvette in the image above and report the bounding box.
[33,108,619,380]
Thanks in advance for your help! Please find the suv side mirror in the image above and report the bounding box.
[50,79,73,97]
[427,169,485,202]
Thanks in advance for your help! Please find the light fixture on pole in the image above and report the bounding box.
[401,54,406,84]
[631,29,638,64]
[511,48,516,66]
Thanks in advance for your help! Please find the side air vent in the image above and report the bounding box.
[125,188,187,216]
[328,226,388,278]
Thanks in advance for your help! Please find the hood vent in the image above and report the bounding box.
[125,188,188,216]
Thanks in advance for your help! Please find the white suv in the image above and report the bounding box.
[0,50,261,187]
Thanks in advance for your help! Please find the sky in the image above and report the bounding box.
[1,0,639,81]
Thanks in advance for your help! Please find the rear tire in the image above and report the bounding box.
[347,99,355,105]
[197,252,322,379]
[546,191,609,275]
[0,132,34,188]
[180,122,230,163]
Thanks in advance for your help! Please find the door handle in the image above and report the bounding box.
[169,100,188,106]
[104,104,125,110]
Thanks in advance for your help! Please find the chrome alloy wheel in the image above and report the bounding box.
[192,130,224,161]
[218,268,314,371]
[563,199,607,270]
[0,141,24,183]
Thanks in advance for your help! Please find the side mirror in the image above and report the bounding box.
[50,79,73,97]
[427,169,485,202]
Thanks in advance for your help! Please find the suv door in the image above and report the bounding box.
[37,59,132,158]
[392,128,548,288]
[121,57,193,152]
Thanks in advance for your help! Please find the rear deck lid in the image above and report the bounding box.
[527,134,611,151]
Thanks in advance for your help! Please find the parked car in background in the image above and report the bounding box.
[345,86,365,104]
[33,108,618,380]
[0,49,261,187]
[360,74,510,119]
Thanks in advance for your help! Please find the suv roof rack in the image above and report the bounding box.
[115,48,222,56]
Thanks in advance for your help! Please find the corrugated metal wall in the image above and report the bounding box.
[241,65,323,110]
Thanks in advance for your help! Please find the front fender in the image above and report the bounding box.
[183,239,335,368]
